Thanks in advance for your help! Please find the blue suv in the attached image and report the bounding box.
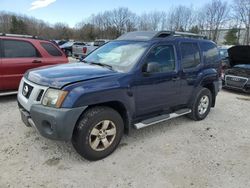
[18,31,221,160]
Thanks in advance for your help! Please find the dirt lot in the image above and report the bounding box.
[0,90,250,188]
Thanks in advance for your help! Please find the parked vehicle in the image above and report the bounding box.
[73,39,109,59]
[72,42,89,59]
[219,46,231,68]
[17,31,221,160]
[222,45,250,93]
[0,34,68,96]
[60,41,85,57]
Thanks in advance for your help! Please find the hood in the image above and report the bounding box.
[26,63,118,88]
[228,46,250,66]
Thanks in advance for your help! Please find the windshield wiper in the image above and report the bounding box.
[89,62,114,70]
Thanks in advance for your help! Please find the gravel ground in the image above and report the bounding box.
[0,90,250,188]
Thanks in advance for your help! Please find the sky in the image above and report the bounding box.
[0,0,233,27]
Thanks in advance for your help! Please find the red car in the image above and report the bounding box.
[0,34,68,96]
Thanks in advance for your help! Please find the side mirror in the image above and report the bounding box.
[144,62,160,73]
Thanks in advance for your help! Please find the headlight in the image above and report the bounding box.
[42,89,68,108]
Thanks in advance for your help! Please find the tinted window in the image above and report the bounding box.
[94,41,105,46]
[180,43,201,69]
[145,45,175,73]
[41,42,62,56]
[3,40,39,58]
[201,42,219,64]
[74,42,85,45]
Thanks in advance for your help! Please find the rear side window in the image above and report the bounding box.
[94,41,105,46]
[74,42,85,45]
[3,39,39,58]
[201,42,219,64]
[41,42,62,56]
[180,43,201,69]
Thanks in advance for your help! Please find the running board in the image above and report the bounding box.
[0,91,18,96]
[134,108,191,129]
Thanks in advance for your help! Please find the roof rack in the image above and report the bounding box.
[172,31,207,39]
[0,33,40,39]
[117,31,207,41]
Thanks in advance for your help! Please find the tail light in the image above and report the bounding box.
[83,47,87,54]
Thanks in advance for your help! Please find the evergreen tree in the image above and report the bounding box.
[189,25,200,34]
[10,15,28,34]
[224,28,238,45]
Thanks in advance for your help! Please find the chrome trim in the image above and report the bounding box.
[134,109,191,129]
[225,75,248,88]
[17,78,49,111]
[0,91,18,96]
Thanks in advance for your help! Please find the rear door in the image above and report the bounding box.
[1,39,42,91]
[39,42,68,64]
[178,42,202,105]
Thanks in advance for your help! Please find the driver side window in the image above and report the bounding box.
[144,45,176,73]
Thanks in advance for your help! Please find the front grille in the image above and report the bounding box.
[22,82,33,99]
[225,76,248,88]
[36,90,44,101]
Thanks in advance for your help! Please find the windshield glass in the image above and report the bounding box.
[234,64,250,69]
[84,41,149,72]
[219,49,228,59]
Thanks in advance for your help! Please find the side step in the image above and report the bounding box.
[134,108,191,129]
[0,91,18,97]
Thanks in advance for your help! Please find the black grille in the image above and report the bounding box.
[22,83,33,99]
[225,76,248,88]
[36,90,44,101]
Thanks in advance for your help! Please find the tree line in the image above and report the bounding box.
[0,0,249,45]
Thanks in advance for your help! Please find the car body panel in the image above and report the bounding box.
[0,36,68,91]
[228,46,250,66]
[17,32,221,140]
[25,63,119,88]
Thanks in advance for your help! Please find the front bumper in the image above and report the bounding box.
[222,76,250,93]
[19,104,87,141]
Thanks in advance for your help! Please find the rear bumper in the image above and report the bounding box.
[222,83,250,93]
[19,104,87,141]
[72,53,86,59]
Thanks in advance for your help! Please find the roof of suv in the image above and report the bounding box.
[116,31,208,42]
[0,33,49,42]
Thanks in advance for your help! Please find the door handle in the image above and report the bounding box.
[32,60,42,63]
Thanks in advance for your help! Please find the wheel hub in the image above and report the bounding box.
[89,120,117,151]
[98,130,107,139]
[198,95,209,115]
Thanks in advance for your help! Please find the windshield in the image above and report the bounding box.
[234,64,250,69]
[219,49,228,59]
[84,41,149,72]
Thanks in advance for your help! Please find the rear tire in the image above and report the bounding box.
[188,88,212,121]
[72,106,124,161]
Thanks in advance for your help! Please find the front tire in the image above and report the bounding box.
[72,106,124,161]
[188,88,212,121]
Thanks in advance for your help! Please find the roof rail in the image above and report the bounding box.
[0,33,40,39]
[117,31,208,41]
[172,31,207,39]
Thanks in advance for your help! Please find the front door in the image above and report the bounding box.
[134,44,181,116]
[1,39,42,91]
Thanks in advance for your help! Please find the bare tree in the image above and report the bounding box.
[232,0,250,44]
[167,6,194,31]
[138,11,166,31]
[202,0,229,41]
